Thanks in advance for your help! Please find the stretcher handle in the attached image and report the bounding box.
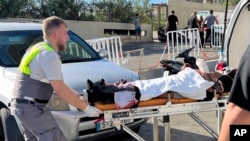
[130,108,159,116]
[111,108,159,118]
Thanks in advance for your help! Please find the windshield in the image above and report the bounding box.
[0,30,101,67]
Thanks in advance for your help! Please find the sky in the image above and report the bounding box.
[150,0,168,4]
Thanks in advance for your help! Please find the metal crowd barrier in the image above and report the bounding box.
[211,24,224,48]
[86,36,125,65]
[161,28,201,61]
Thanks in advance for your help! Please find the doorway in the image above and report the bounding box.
[151,3,168,40]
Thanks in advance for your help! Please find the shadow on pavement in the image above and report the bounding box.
[123,42,167,56]
[103,122,216,141]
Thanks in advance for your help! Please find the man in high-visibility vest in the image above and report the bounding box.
[10,16,102,141]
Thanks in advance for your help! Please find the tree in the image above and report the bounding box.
[37,0,92,20]
[0,0,31,18]
[227,0,241,6]
[132,0,151,24]
[94,0,151,23]
[0,0,152,23]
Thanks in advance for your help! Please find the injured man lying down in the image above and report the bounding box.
[86,61,235,110]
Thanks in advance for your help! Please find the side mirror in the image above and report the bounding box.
[98,48,108,58]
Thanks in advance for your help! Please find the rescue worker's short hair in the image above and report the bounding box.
[172,10,175,14]
[42,16,67,40]
[210,10,213,14]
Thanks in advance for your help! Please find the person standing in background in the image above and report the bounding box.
[165,10,179,46]
[203,10,219,48]
[133,13,141,42]
[188,11,200,47]
[189,11,199,29]
[198,15,205,48]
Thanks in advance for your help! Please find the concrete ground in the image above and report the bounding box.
[107,41,223,141]
[120,41,220,72]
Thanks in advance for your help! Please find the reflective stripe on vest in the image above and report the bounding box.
[19,42,54,75]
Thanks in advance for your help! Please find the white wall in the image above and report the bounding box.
[168,0,235,29]
[65,20,152,42]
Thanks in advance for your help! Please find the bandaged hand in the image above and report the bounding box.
[84,105,103,117]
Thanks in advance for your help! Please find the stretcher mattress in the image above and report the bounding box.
[95,92,227,111]
[95,97,197,111]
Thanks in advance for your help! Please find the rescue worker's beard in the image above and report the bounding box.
[57,43,66,51]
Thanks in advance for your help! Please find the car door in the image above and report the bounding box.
[224,0,250,68]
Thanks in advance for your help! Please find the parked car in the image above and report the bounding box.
[0,22,146,140]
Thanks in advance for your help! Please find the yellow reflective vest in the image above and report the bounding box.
[19,42,54,75]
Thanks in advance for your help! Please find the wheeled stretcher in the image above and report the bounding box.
[95,92,228,141]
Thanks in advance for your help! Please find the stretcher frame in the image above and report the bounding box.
[102,93,228,141]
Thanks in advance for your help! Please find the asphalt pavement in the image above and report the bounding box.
[108,41,222,141]
[121,41,220,71]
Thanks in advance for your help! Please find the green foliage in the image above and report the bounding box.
[0,0,240,22]
[225,0,241,6]
[39,0,93,20]
[93,0,151,23]
[0,0,32,18]
[0,0,152,23]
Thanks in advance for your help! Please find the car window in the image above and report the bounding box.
[0,31,41,67]
[59,31,101,63]
[0,30,101,67]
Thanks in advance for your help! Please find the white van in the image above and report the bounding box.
[223,0,250,68]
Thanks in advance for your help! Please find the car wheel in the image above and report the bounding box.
[0,102,8,140]
[0,108,24,141]
[0,110,4,140]
[158,35,166,43]
[0,102,7,109]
